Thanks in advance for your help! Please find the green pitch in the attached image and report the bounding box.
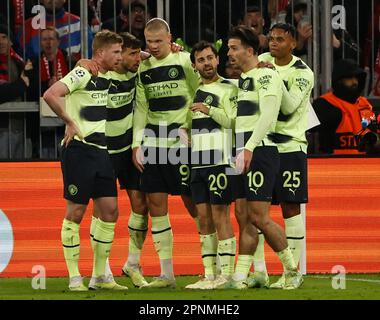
[0,274,380,300]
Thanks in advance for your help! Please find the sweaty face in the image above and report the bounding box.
[144,28,171,59]
[101,43,123,71]
[227,38,250,70]
[118,47,141,73]
[268,28,296,59]
[193,47,219,80]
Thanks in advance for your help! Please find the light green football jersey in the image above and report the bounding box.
[133,51,200,149]
[106,70,136,154]
[191,77,237,169]
[60,66,110,149]
[259,53,314,153]
[235,67,282,152]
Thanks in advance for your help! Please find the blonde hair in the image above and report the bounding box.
[92,29,123,53]
[145,18,171,33]
[41,26,60,40]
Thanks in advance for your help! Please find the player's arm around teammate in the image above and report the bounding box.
[225,26,303,290]
[248,23,314,289]
[185,41,238,290]
[130,18,201,288]
[43,30,126,291]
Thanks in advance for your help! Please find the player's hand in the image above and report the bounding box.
[191,102,210,115]
[170,42,183,53]
[179,128,191,146]
[63,121,83,148]
[140,51,151,60]
[132,146,145,173]
[256,61,274,69]
[77,59,99,76]
[236,149,253,174]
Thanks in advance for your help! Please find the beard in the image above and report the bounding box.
[200,68,217,80]
[333,82,362,104]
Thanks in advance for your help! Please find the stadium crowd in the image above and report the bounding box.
[0,0,379,159]
[0,0,379,291]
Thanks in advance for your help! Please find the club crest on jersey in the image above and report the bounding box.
[204,95,214,105]
[240,77,254,91]
[68,184,78,196]
[168,67,179,79]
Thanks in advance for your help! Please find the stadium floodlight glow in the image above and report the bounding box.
[0,209,14,273]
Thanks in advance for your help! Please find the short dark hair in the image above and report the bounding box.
[119,32,142,50]
[228,26,260,54]
[190,41,218,63]
[0,24,13,41]
[247,5,260,13]
[270,23,296,39]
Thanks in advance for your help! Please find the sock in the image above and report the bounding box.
[233,255,254,281]
[90,216,97,251]
[127,211,148,267]
[92,219,116,278]
[61,219,81,279]
[253,231,267,273]
[200,233,218,278]
[285,215,305,267]
[277,246,297,273]
[90,216,113,278]
[194,216,201,234]
[217,237,236,278]
[151,215,174,279]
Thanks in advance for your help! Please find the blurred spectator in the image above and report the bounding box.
[219,4,267,78]
[28,27,69,101]
[102,0,150,49]
[0,1,37,33]
[224,60,241,79]
[17,0,93,61]
[28,26,67,158]
[0,24,33,159]
[268,0,289,26]
[240,5,269,52]
[0,25,30,102]
[332,28,360,62]
[313,59,375,154]
[363,0,380,96]
[285,0,312,59]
